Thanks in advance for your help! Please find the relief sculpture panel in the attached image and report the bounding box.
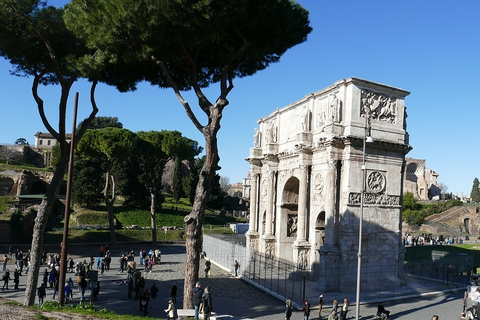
[361,89,397,123]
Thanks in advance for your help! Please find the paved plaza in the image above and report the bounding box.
[0,243,468,319]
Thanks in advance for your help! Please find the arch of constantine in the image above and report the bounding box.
[246,77,411,292]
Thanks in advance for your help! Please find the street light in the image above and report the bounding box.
[355,110,373,320]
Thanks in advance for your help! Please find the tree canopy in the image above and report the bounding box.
[471,178,480,202]
[63,0,311,308]
[0,0,100,305]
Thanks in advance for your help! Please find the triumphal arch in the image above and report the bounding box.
[246,77,411,292]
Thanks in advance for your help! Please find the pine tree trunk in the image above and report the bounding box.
[104,171,117,245]
[182,133,218,308]
[24,156,67,306]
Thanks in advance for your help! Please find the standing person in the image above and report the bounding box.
[285,299,293,320]
[204,259,211,278]
[2,254,8,272]
[52,277,59,300]
[37,283,46,306]
[127,277,134,298]
[142,289,151,316]
[171,282,177,303]
[192,282,203,320]
[150,282,158,307]
[99,244,104,257]
[13,269,20,290]
[79,276,88,303]
[318,294,324,319]
[303,299,311,320]
[234,260,240,277]
[164,299,176,320]
[42,269,48,287]
[202,286,213,320]
[339,298,349,320]
[68,258,74,273]
[332,300,339,313]
[2,269,11,290]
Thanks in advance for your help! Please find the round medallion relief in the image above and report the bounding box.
[367,171,385,193]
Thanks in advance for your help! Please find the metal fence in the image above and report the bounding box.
[203,234,468,307]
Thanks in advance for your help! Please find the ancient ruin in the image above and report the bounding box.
[246,77,411,292]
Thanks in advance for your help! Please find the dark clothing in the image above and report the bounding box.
[171,284,177,303]
[377,304,390,319]
[193,286,203,306]
[303,301,311,316]
[150,284,158,299]
[285,304,293,320]
[13,270,20,289]
[202,291,213,314]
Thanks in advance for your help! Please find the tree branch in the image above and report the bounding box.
[151,55,204,133]
[74,79,99,146]
[32,71,59,141]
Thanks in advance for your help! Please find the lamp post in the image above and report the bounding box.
[355,110,373,320]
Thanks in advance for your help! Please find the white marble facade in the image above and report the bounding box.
[246,77,411,292]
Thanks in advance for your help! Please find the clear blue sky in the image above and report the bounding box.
[0,0,478,197]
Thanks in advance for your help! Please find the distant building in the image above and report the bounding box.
[403,158,440,200]
[34,132,71,148]
[226,182,243,197]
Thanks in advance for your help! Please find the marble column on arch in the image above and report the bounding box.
[246,172,260,251]
[295,164,308,243]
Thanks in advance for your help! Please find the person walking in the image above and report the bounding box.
[303,299,311,320]
[285,299,293,320]
[2,269,11,290]
[192,282,203,320]
[164,299,176,320]
[202,286,213,320]
[205,259,211,278]
[37,283,46,306]
[318,294,324,319]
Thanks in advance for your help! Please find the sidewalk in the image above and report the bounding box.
[0,243,467,319]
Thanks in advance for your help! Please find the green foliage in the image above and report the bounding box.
[403,192,420,211]
[402,209,428,226]
[77,116,123,131]
[74,211,109,226]
[64,0,312,92]
[72,154,104,208]
[402,197,464,226]
[172,157,183,203]
[0,196,13,213]
[471,177,480,202]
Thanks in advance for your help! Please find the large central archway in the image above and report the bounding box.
[278,176,299,260]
